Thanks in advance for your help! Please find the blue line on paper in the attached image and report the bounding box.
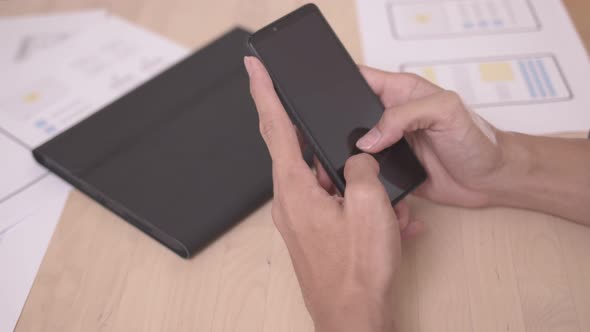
[536,59,556,97]
[518,60,536,98]
[527,60,546,97]
[34,119,46,128]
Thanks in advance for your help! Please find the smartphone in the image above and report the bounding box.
[248,4,427,205]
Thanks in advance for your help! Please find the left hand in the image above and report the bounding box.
[244,56,418,332]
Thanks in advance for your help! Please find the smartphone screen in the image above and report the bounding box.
[249,4,426,204]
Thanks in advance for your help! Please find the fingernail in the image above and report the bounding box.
[356,128,381,150]
[244,56,253,76]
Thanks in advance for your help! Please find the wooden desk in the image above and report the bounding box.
[1,1,589,331]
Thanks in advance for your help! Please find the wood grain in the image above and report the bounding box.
[1,1,588,331]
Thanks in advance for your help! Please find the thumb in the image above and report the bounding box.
[343,153,391,212]
[356,90,465,153]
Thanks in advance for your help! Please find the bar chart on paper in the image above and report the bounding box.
[387,0,539,39]
[0,24,181,149]
[402,55,571,107]
[358,0,590,133]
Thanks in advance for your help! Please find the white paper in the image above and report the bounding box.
[0,10,107,70]
[0,14,188,332]
[0,10,109,232]
[0,134,46,213]
[387,0,539,39]
[0,15,189,149]
[356,0,590,134]
[0,176,69,332]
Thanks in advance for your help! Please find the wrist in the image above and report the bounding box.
[479,130,536,207]
[315,315,395,332]
[313,297,395,332]
[479,131,590,223]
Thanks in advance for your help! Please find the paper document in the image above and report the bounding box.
[0,177,69,332]
[387,0,539,39]
[0,15,188,149]
[0,9,108,232]
[0,13,188,332]
[356,0,590,134]
[0,10,107,70]
[402,54,571,107]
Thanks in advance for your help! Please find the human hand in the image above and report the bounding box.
[355,66,505,208]
[245,56,403,332]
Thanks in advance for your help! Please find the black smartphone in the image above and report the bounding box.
[248,4,427,205]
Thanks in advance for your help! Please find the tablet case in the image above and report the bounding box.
[33,28,273,258]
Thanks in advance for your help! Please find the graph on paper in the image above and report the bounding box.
[401,55,571,107]
[387,0,539,39]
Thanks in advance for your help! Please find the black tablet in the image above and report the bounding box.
[33,28,272,258]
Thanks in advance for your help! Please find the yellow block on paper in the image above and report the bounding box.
[22,91,40,103]
[479,62,514,82]
[415,14,431,24]
[422,67,437,84]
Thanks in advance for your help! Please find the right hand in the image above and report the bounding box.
[355,66,506,208]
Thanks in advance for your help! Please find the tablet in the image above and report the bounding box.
[33,28,272,258]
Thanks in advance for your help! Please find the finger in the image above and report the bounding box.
[356,90,464,153]
[359,65,417,105]
[314,156,336,193]
[342,154,391,211]
[358,65,440,107]
[245,56,303,167]
[401,220,425,239]
[393,200,410,231]
[393,200,426,239]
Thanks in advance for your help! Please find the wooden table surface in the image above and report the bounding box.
[1,1,589,331]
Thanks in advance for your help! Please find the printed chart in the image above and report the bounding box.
[0,35,178,148]
[402,55,571,107]
[387,0,539,39]
[13,32,69,62]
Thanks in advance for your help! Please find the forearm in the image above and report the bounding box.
[487,131,590,224]
[313,300,395,332]
[315,316,395,332]
[310,288,396,332]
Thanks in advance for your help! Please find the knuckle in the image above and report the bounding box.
[440,90,464,113]
[381,107,398,128]
[402,72,423,82]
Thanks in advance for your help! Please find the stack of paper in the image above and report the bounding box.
[0,10,188,332]
[356,0,590,134]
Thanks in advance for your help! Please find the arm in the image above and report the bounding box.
[490,133,590,224]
